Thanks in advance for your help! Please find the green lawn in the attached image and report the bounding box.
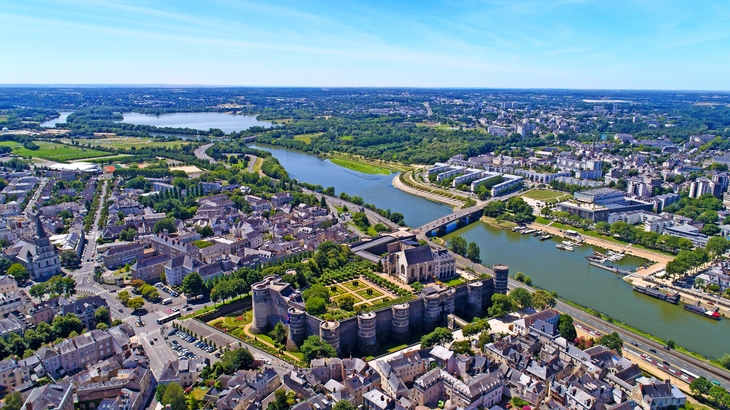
[189,387,207,401]
[77,137,190,150]
[193,240,214,249]
[293,132,323,144]
[330,157,393,175]
[442,277,466,287]
[340,135,353,141]
[342,280,364,291]
[0,141,110,162]
[356,289,383,300]
[334,294,364,305]
[522,189,571,201]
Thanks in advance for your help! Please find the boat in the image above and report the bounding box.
[522,229,535,235]
[532,231,543,237]
[539,234,553,241]
[586,255,606,262]
[512,226,524,232]
[633,285,681,304]
[562,240,574,246]
[683,302,721,320]
[556,244,574,251]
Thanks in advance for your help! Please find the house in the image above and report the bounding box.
[21,382,74,410]
[513,309,561,336]
[164,255,196,287]
[59,295,109,330]
[103,243,145,269]
[629,380,686,410]
[131,254,171,283]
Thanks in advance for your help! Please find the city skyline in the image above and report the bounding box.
[3,0,730,90]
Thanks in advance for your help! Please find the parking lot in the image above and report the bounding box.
[168,328,221,360]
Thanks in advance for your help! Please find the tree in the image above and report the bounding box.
[483,201,505,217]
[478,330,492,350]
[466,242,481,263]
[338,295,356,311]
[59,250,81,266]
[558,314,577,341]
[182,272,206,296]
[488,294,516,317]
[127,297,145,312]
[515,272,525,282]
[155,384,167,403]
[411,282,424,292]
[301,335,337,363]
[153,218,176,234]
[305,296,326,315]
[597,331,623,352]
[270,322,288,345]
[690,377,712,395]
[532,290,556,309]
[451,340,474,355]
[524,276,532,286]
[94,307,110,326]
[119,228,137,242]
[160,382,186,410]
[219,348,255,373]
[52,313,84,338]
[7,263,28,282]
[3,391,23,410]
[449,236,468,256]
[118,290,131,305]
[420,327,453,348]
[509,288,532,309]
[462,319,490,338]
[706,236,730,257]
[332,401,356,410]
[720,354,730,370]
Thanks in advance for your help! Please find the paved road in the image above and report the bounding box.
[194,143,216,164]
[302,189,400,231]
[23,177,49,216]
[445,251,730,389]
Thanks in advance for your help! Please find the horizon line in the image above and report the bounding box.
[1,84,730,93]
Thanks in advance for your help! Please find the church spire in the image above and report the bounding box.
[35,214,48,239]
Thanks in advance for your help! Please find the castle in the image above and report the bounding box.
[249,265,508,357]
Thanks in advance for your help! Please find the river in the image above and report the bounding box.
[250,144,453,227]
[118,112,273,133]
[252,144,729,359]
[40,111,73,127]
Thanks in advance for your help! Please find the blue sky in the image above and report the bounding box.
[3,1,730,89]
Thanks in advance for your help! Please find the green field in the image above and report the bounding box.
[72,137,190,150]
[0,141,110,162]
[522,189,572,201]
[330,157,393,175]
[293,132,323,144]
[0,117,7,123]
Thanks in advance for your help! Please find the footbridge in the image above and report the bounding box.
[417,205,484,237]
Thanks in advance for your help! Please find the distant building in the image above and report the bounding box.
[557,188,653,222]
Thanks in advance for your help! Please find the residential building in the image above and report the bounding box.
[131,254,171,283]
[22,382,74,410]
[103,243,145,269]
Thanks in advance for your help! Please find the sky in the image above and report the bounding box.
[3,0,730,90]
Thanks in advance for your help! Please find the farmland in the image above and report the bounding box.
[0,141,110,162]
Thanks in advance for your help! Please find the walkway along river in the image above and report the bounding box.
[252,144,729,359]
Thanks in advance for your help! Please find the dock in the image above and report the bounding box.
[589,261,633,276]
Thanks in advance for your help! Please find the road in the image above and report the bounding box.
[23,177,49,216]
[302,189,400,231]
[194,143,217,164]
[444,245,730,390]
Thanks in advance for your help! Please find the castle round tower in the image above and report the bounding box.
[391,303,410,343]
[251,282,270,334]
[357,312,378,356]
[467,281,484,317]
[286,307,307,349]
[319,320,341,355]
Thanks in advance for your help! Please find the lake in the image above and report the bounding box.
[118,112,273,133]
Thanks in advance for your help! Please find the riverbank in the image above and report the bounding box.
[392,171,464,208]
[324,152,411,173]
[528,220,673,266]
[627,274,730,317]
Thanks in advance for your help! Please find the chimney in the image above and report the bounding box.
[26,403,32,410]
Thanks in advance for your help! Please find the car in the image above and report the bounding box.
[168,329,177,336]
[172,340,178,344]
[631,342,638,347]
[663,361,670,366]
[649,348,657,353]
[153,337,158,341]
[150,341,154,345]
[215,352,221,358]
[185,307,193,311]
[119,309,123,313]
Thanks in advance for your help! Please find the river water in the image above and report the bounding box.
[40,111,73,127]
[118,112,273,133]
[252,144,729,358]
[250,144,453,227]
